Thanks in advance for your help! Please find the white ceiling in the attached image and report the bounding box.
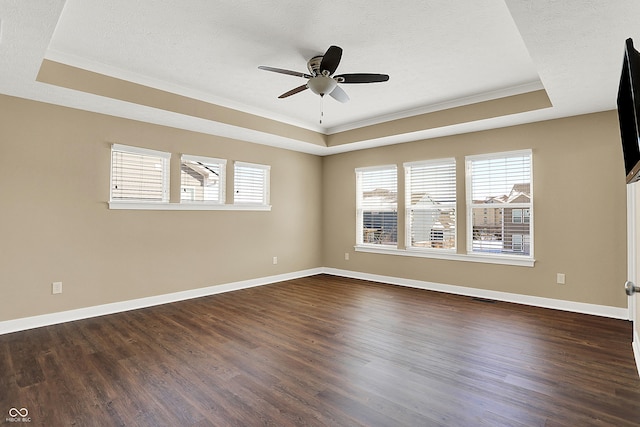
[1,0,639,155]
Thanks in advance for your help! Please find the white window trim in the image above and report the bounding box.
[180,154,227,205]
[233,161,271,207]
[465,149,534,263]
[108,201,270,211]
[403,158,455,169]
[403,158,457,253]
[353,158,535,267]
[112,144,171,159]
[110,143,170,204]
[465,149,531,163]
[355,164,398,173]
[354,245,535,267]
[108,150,271,211]
[182,154,226,164]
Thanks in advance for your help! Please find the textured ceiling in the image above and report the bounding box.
[45,0,541,132]
[1,0,640,154]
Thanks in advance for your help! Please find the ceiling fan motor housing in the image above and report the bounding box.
[307,55,323,76]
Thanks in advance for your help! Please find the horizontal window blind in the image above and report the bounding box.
[181,155,226,203]
[466,150,532,257]
[110,144,170,202]
[405,159,456,250]
[234,162,270,205]
[356,165,398,246]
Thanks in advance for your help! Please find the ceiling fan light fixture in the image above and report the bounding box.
[258,45,389,102]
[308,75,337,96]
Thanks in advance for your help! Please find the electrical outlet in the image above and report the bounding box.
[345,252,350,261]
[52,281,63,294]
[272,256,278,265]
[556,273,566,285]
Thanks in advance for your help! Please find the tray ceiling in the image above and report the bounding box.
[1,1,639,154]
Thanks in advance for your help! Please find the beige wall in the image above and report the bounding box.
[0,95,323,322]
[322,111,629,308]
[0,93,630,324]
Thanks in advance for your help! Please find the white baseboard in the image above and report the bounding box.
[634,330,640,378]
[0,266,630,335]
[0,268,323,335]
[323,268,630,320]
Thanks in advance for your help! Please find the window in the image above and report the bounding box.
[356,165,398,247]
[511,208,531,224]
[466,150,533,258]
[511,234,529,253]
[234,162,270,206]
[404,159,456,250]
[181,155,226,204]
[110,144,170,202]
[109,148,269,211]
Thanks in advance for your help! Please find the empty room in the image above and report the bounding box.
[2,1,640,425]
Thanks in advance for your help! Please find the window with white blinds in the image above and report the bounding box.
[181,155,226,204]
[405,158,456,250]
[234,162,270,206]
[110,144,170,202]
[466,150,533,257]
[356,165,398,247]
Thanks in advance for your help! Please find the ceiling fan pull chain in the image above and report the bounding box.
[320,95,324,124]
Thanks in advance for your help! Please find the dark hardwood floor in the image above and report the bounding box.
[1,274,640,426]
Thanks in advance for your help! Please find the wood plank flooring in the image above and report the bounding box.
[1,274,640,426]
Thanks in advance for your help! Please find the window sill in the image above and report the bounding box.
[354,245,535,267]
[108,202,272,211]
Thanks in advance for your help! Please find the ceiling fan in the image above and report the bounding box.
[258,45,389,104]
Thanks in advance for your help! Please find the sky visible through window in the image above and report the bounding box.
[470,155,531,200]
[360,168,397,192]
[359,157,530,200]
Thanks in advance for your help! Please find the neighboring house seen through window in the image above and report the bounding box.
[109,146,270,211]
[181,155,226,204]
[466,150,533,257]
[404,158,456,251]
[356,165,398,247]
[354,150,534,265]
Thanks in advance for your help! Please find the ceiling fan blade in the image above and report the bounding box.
[320,45,342,75]
[329,85,349,103]
[278,84,309,99]
[258,66,312,79]
[334,73,390,83]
